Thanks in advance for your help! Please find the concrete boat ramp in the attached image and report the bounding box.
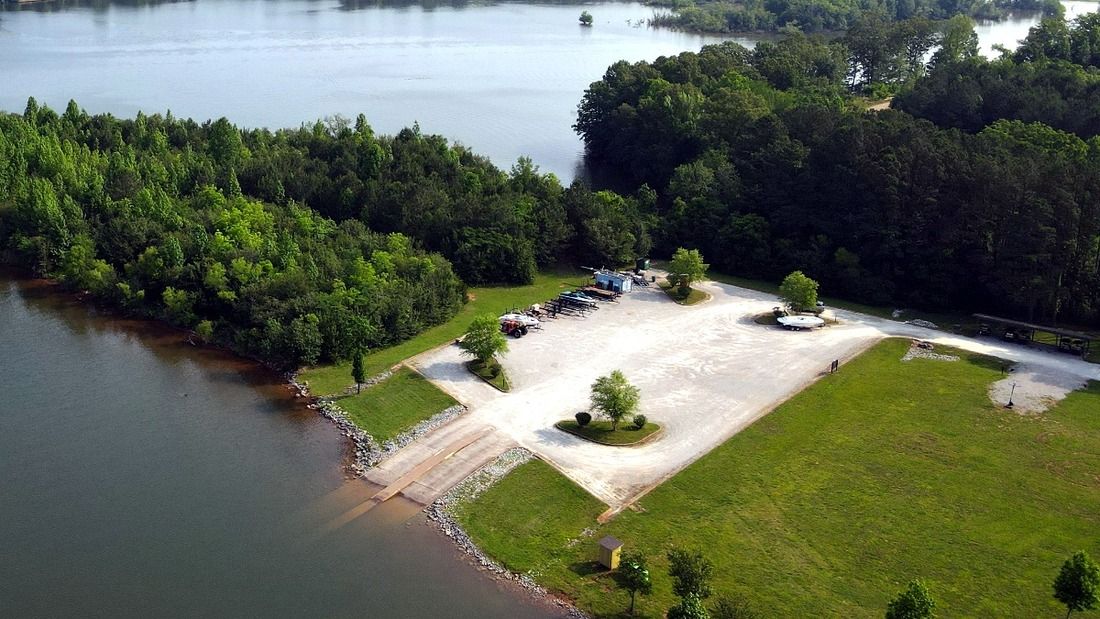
[363,421,516,507]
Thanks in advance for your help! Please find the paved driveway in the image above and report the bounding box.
[412,279,1100,508]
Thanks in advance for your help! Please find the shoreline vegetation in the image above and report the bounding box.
[644,0,1061,34]
[5,8,1100,616]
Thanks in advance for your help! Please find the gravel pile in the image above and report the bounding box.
[425,449,587,618]
[905,318,939,329]
[901,342,959,362]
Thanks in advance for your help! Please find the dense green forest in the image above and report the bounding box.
[0,102,650,368]
[4,13,1100,373]
[647,0,1060,34]
[896,13,1100,135]
[575,17,1100,326]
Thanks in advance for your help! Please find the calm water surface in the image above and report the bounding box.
[0,0,737,178]
[0,275,561,618]
[0,0,1094,178]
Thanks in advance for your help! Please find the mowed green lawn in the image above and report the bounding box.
[452,459,606,584]
[333,367,457,442]
[300,269,589,395]
[456,339,1100,618]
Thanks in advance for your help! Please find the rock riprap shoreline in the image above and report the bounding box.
[288,370,467,473]
[425,448,587,618]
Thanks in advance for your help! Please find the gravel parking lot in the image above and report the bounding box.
[409,277,1100,509]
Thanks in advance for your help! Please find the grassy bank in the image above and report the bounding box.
[456,339,1100,617]
[333,367,457,442]
[555,419,661,446]
[300,269,588,395]
[451,459,606,585]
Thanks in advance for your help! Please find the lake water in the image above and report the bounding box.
[1,2,1098,615]
[0,0,737,179]
[0,274,562,618]
[1,0,1093,178]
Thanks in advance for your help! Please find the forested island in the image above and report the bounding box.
[2,13,1099,371]
[647,0,1061,34]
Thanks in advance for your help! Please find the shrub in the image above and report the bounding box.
[576,411,592,426]
[633,414,647,429]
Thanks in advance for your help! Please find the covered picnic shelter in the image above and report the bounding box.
[973,313,1093,358]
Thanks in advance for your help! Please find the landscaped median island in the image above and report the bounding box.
[658,278,709,306]
[554,419,661,446]
[466,358,510,392]
[659,246,711,306]
[452,339,1100,617]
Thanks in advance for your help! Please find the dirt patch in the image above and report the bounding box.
[989,364,1087,414]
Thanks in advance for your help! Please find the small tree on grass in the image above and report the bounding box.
[351,349,366,394]
[1054,551,1100,618]
[459,314,509,365]
[619,552,652,616]
[590,370,640,431]
[779,270,819,312]
[668,548,714,600]
[579,10,593,25]
[668,594,710,619]
[885,580,936,619]
[669,247,709,296]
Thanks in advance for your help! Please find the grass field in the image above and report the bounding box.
[455,339,1100,618]
[451,459,606,587]
[333,367,457,442]
[299,269,589,395]
[555,419,662,446]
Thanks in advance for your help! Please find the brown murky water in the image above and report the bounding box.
[0,273,562,618]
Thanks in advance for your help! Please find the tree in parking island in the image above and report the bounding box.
[779,271,819,313]
[459,314,509,364]
[590,370,640,431]
[669,247,709,296]
[1054,551,1100,618]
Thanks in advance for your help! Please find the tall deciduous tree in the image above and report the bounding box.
[590,370,640,431]
[779,270,819,312]
[885,580,936,619]
[619,553,652,616]
[1054,551,1100,618]
[669,247,709,294]
[459,314,509,364]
